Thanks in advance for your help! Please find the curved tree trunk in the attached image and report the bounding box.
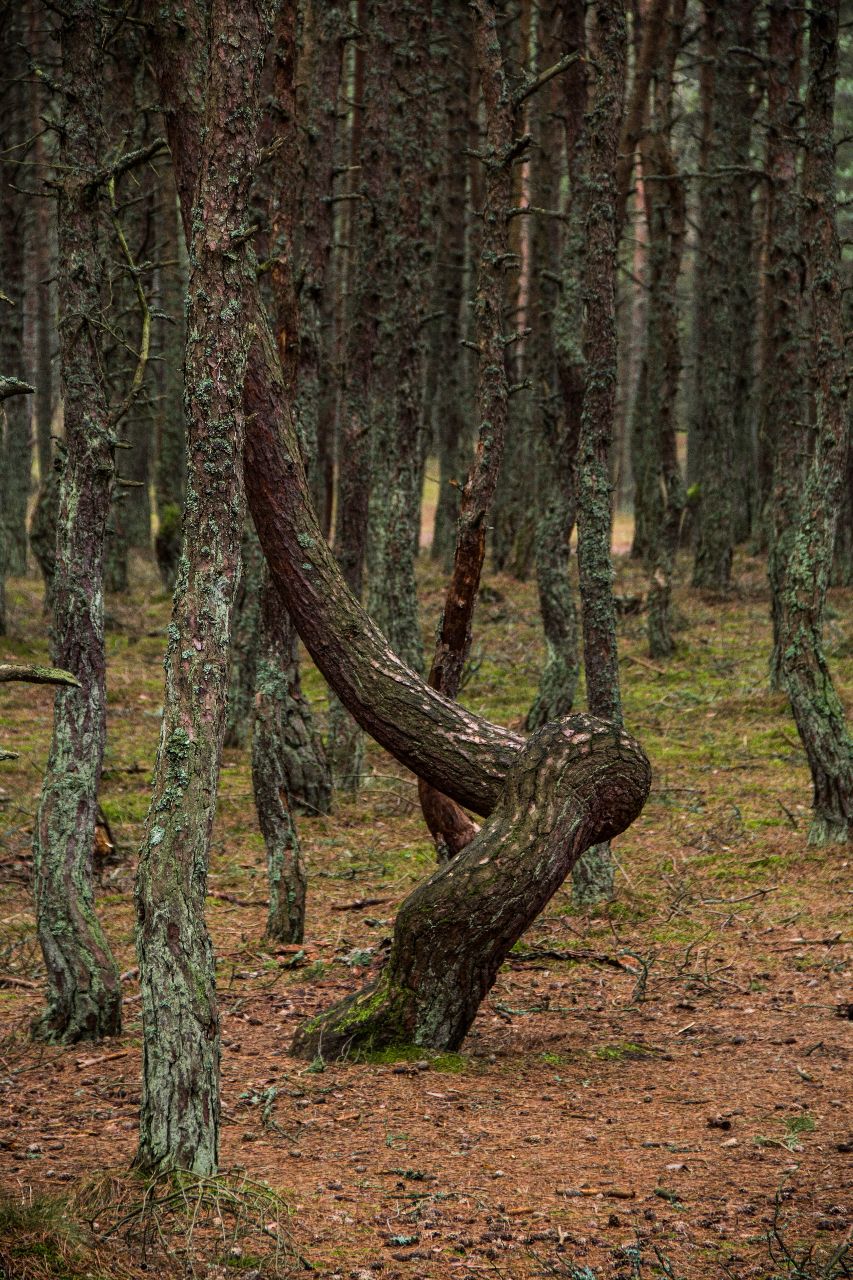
[135,0,272,1175]
[31,0,122,1044]
[294,715,649,1057]
[156,0,652,1079]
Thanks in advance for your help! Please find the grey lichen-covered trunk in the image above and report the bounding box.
[769,0,853,845]
[252,569,329,944]
[691,0,757,593]
[135,0,273,1175]
[527,0,585,731]
[572,0,627,906]
[224,522,264,750]
[31,0,122,1044]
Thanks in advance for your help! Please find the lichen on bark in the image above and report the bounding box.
[136,0,274,1175]
[572,0,627,905]
[30,0,122,1045]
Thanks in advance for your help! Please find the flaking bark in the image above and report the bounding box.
[136,0,273,1175]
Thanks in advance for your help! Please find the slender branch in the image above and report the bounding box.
[513,50,581,107]
[0,375,34,400]
[0,663,81,687]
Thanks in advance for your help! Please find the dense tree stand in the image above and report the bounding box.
[293,714,650,1058]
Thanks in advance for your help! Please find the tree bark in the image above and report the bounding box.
[770,0,853,845]
[153,173,187,592]
[640,0,687,659]
[135,0,273,1175]
[155,0,652,1067]
[31,0,122,1045]
[418,0,517,860]
[572,0,627,905]
[294,0,345,534]
[759,0,805,684]
[0,4,33,579]
[429,4,473,571]
[364,0,436,676]
[528,0,585,731]
[691,0,757,592]
[294,715,650,1057]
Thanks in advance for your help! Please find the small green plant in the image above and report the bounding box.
[595,1041,659,1062]
[755,1112,816,1151]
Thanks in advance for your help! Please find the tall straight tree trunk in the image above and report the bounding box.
[365,0,436,675]
[252,577,307,945]
[248,1,331,935]
[760,0,804,682]
[136,0,273,1175]
[528,0,585,731]
[153,173,187,591]
[27,0,57,487]
[691,0,756,592]
[418,0,518,860]
[639,0,687,658]
[572,0,627,906]
[327,9,371,791]
[31,0,122,1044]
[429,4,473,570]
[294,0,345,534]
[0,5,33,578]
[770,0,852,844]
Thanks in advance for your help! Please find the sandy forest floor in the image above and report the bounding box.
[0,543,851,1279]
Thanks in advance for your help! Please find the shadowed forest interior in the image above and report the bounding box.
[0,0,851,1276]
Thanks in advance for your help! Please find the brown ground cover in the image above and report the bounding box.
[0,544,850,1278]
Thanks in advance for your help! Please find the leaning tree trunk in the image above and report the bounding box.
[31,0,122,1044]
[572,0,627,906]
[295,716,649,1057]
[135,0,273,1175]
[771,0,853,845]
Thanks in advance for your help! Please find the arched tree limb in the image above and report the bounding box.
[293,714,650,1058]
